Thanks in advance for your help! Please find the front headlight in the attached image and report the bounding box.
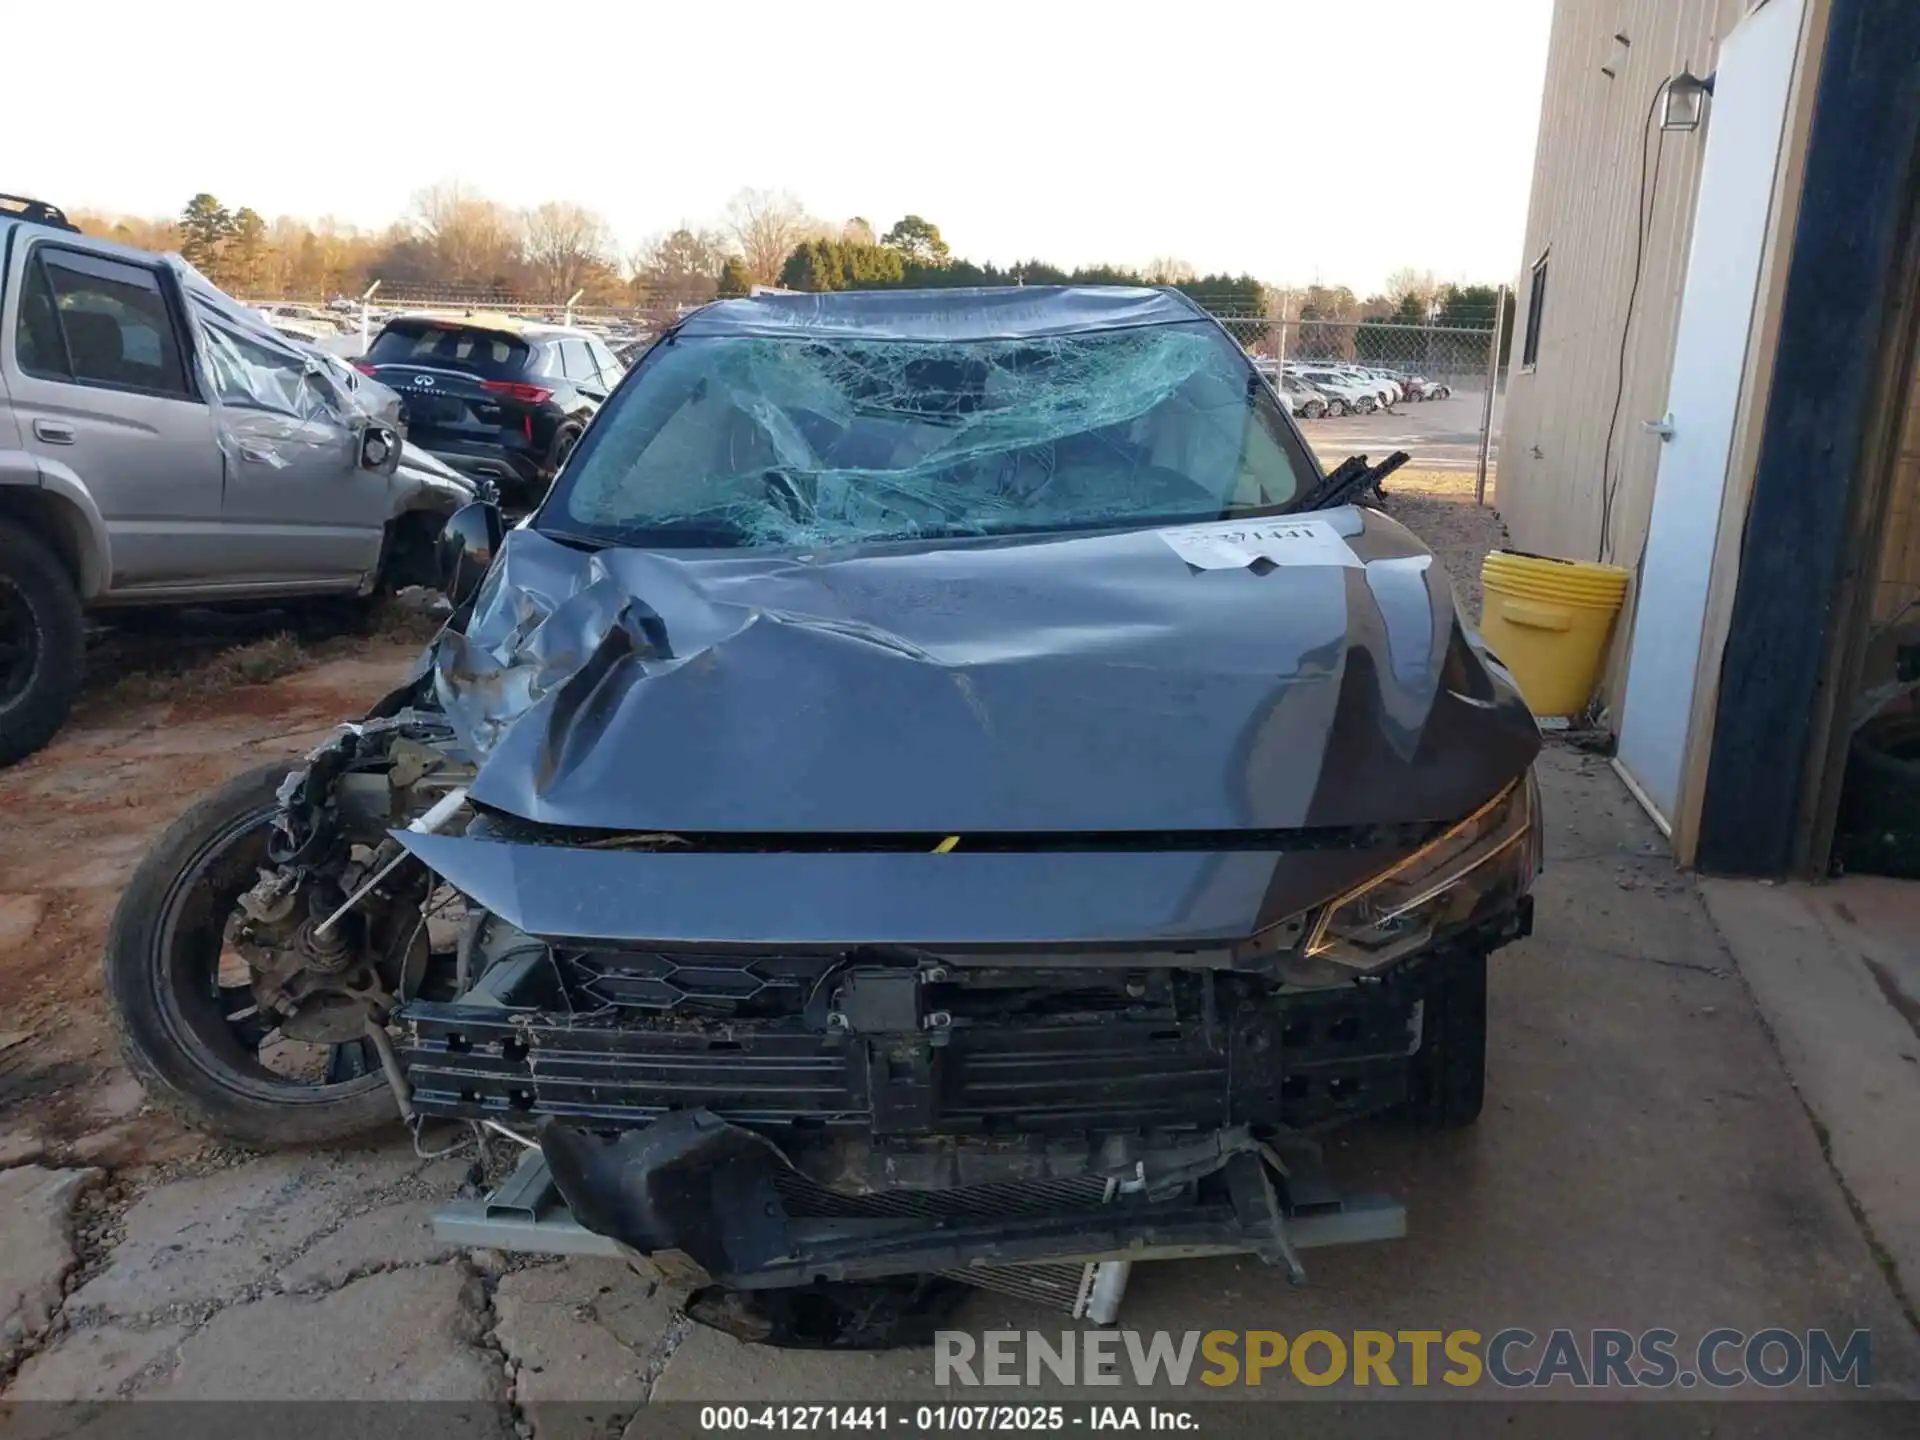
[1303,774,1538,974]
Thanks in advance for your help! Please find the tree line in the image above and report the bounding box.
[69,185,1508,345]
[766,214,1265,317]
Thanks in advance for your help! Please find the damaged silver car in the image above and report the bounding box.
[104,286,1542,1346]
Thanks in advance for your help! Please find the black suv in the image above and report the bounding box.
[357,315,623,509]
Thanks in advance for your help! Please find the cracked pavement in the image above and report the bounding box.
[2,753,1919,1419]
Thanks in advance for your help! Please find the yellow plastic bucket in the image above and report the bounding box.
[1478,551,1631,717]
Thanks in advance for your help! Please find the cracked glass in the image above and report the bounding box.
[548,319,1314,549]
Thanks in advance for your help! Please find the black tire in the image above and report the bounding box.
[0,521,86,767]
[1407,949,1487,1130]
[1305,402,1326,420]
[1329,399,1348,418]
[104,762,402,1147]
[1836,713,1920,878]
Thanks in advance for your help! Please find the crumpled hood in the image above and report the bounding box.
[433,509,1539,835]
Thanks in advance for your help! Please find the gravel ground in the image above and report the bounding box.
[1375,467,1509,621]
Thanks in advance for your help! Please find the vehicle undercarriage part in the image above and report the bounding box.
[433,1123,1404,1345]
[206,713,479,1096]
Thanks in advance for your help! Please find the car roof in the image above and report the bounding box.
[0,194,81,233]
[676,285,1213,342]
[383,311,592,340]
[0,215,162,267]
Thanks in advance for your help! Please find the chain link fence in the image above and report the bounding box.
[1202,307,1506,499]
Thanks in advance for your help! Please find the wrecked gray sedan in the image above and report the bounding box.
[104,286,1541,1345]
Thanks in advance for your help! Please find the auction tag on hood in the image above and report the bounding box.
[1159,517,1363,571]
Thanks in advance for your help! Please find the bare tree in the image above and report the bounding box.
[725,188,811,286]
[629,226,729,306]
[522,201,613,301]
[411,181,522,288]
[842,216,877,246]
[1146,256,1197,284]
[1383,266,1443,314]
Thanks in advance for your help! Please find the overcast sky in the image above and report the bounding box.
[17,0,1554,296]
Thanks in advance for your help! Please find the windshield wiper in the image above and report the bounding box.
[1297,451,1411,512]
[538,512,754,551]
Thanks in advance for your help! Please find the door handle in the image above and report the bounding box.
[32,420,75,444]
[239,443,277,464]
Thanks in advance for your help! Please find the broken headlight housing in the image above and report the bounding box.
[1303,771,1539,974]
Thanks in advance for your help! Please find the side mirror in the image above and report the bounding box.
[360,424,402,475]
[437,500,504,608]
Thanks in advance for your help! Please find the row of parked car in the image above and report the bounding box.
[1252,357,1454,419]
[0,193,631,764]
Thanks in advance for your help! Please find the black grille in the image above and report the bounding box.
[400,974,1421,1136]
[558,949,827,1018]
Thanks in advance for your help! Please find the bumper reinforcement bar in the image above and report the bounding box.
[432,1113,1405,1322]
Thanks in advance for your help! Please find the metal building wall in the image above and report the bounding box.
[1497,0,1762,694]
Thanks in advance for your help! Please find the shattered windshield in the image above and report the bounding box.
[543,319,1317,548]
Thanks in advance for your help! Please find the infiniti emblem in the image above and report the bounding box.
[414,375,435,388]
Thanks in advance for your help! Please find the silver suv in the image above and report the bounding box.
[0,196,479,765]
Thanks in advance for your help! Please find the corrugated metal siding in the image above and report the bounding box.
[1500,0,1763,597]
[1874,367,1920,627]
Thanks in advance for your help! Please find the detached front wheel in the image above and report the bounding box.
[104,763,404,1148]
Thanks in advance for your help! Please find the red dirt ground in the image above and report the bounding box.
[0,643,419,1164]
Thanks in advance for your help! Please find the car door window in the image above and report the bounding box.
[14,248,191,398]
[558,340,596,383]
[195,310,340,423]
[588,338,624,389]
[14,258,64,374]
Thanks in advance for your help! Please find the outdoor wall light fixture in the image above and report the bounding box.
[1662,69,1716,131]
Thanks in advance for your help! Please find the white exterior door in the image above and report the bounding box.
[1615,0,1807,829]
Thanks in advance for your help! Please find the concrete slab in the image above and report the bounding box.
[5,1321,190,1400]
[1700,874,1920,1314]
[277,1199,461,1294]
[0,1166,100,1373]
[0,1130,45,1168]
[492,1258,679,1437]
[153,1265,502,1401]
[68,1147,435,1316]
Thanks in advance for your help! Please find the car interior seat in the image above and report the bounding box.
[61,310,127,385]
